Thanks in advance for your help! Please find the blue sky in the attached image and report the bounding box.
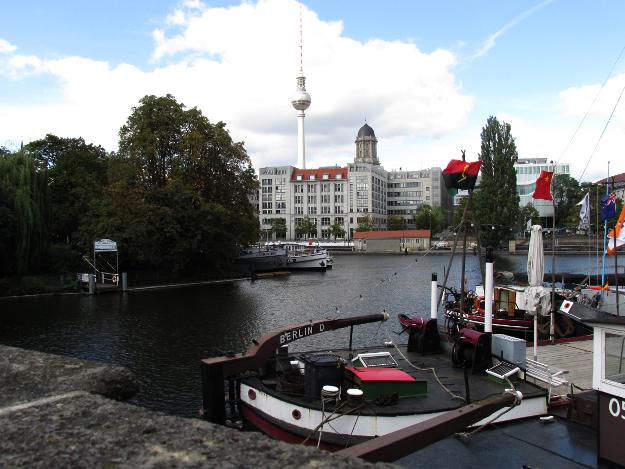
[2,0,625,182]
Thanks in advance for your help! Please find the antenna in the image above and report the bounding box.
[299,5,303,73]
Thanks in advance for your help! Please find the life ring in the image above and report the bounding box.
[112,274,118,284]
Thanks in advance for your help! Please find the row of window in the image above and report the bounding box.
[295,173,344,181]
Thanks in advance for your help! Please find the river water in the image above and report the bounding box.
[1,253,623,417]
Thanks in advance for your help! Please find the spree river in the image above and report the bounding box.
[1,253,622,417]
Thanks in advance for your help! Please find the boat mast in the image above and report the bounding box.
[602,161,610,285]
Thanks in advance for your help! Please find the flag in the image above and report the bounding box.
[601,193,617,221]
[532,170,553,200]
[442,159,481,191]
[607,201,625,255]
[576,192,590,226]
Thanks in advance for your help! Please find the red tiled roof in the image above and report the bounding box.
[596,172,625,185]
[291,167,348,182]
[353,230,431,239]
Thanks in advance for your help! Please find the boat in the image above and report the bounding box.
[441,284,589,340]
[278,243,329,271]
[201,310,549,451]
[236,245,288,273]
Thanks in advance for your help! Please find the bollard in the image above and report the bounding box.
[122,272,128,291]
[88,274,95,295]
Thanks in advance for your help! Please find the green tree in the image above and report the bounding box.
[82,94,259,272]
[0,151,49,274]
[329,220,346,240]
[356,214,375,232]
[269,218,287,239]
[452,197,473,230]
[414,205,445,235]
[25,135,108,246]
[552,174,583,227]
[295,217,317,239]
[387,215,404,230]
[520,203,540,230]
[474,116,521,248]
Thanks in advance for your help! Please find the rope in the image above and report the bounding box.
[385,333,465,401]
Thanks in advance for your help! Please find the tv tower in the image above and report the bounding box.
[291,7,311,169]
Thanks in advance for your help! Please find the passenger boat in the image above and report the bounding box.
[201,310,549,451]
[236,245,288,273]
[281,244,329,271]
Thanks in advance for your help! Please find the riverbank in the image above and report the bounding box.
[0,345,392,468]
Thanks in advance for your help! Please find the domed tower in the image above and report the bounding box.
[291,9,311,169]
[355,122,379,165]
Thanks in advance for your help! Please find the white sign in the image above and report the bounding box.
[94,239,117,251]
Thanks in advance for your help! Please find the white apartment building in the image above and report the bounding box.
[259,123,451,240]
[515,157,570,218]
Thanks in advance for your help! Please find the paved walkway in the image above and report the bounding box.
[526,339,594,391]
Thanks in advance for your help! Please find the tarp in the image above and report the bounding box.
[524,225,551,317]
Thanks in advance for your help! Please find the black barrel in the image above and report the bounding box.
[301,353,342,398]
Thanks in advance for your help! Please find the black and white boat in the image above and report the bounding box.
[236,245,288,273]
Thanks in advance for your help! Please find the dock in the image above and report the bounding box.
[526,339,594,390]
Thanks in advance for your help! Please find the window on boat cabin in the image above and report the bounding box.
[604,331,625,386]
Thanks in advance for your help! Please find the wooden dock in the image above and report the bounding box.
[526,339,594,390]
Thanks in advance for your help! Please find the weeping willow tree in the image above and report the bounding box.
[0,151,49,275]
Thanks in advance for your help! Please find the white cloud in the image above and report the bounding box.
[0,38,17,54]
[0,0,475,173]
[1,0,622,184]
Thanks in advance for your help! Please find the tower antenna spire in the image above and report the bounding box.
[291,4,311,169]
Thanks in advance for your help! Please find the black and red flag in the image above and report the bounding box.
[442,159,481,191]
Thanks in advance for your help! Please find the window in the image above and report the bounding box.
[334,217,344,225]
[262,186,272,194]
[604,331,625,385]
[322,194,330,204]
[296,174,303,181]
[321,217,330,226]
[334,206,342,214]
[295,206,304,215]
[294,195,303,204]
[307,184,316,193]
[336,173,342,180]
[334,183,343,192]
[321,206,331,214]
[295,184,304,193]
[334,194,344,203]
[262,179,272,186]
[322,173,329,180]
[309,174,316,180]
[307,195,317,204]
[308,206,317,215]
[321,183,330,192]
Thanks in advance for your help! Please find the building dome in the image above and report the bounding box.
[357,123,376,138]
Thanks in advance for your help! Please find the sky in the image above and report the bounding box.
[1,0,625,183]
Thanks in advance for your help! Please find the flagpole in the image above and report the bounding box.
[612,177,620,316]
[602,162,610,285]
[550,169,556,344]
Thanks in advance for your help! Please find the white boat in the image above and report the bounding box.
[236,245,288,273]
[286,247,328,270]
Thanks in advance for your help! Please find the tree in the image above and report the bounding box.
[356,214,375,232]
[414,205,445,235]
[520,203,540,230]
[25,135,108,246]
[552,174,583,227]
[452,197,473,229]
[329,220,346,240]
[269,218,287,239]
[474,116,521,248]
[295,217,317,239]
[387,215,404,230]
[82,94,259,272]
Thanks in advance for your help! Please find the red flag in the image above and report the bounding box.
[442,160,481,190]
[532,170,553,201]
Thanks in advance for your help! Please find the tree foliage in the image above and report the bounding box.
[269,218,287,239]
[356,214,375,232]
[295,217,317,238]
[414,204,445,234]
[387,215,404,230]
[552,174,583,226]
[329,220,346,239]
[474,116,520,247]
[520,203,540,230]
